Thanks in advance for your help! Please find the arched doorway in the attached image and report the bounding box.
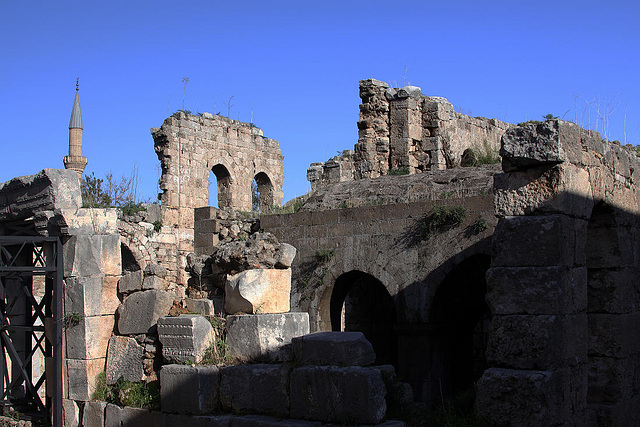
[252,172,273,212]
[329,271,397,366]
[428,254,490,402]
[209,164,232,208]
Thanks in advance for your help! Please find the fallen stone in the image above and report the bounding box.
[227,313,310,362]
[105,336,145,385]
[119,270,143,294]
[185,298,215,316]
[143,275,168,290]
[275,243,297,268]
[219,364,290,417]
[210,232,283,272]
[500,120,566,171]
[160,364,220,414]
[291,331,376,366]
[0,168,81,221]
[157,315,215,364]
[225,269,291,314]
[116,289,174,335]
[145,263,168,278]
[289,366,386,424]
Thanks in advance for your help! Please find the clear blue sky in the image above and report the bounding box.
[2,1,639,204]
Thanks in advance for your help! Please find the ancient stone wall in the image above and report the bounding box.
[152,112,284,283]
[307,79,512,190]
[476,120,640,426]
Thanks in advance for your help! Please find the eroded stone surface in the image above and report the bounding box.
[225,269,291,314]
[116,290,174,335]
[157,315,215,364]
[106,336,144,384]
[291,331,376,366]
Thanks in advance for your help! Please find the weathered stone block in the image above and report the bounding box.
[63,234,121,277]
[144,263,168,278]
[56,207,118,235]
[143,275,168,290]
[225,269,291,314]
[117,290,174,335]
[486,267,587,315]
[275,243,297,268]
[486,314,587,370]
[476,368,557,427]
[66,358,105,401]
[83,401,106,427]
[120,406,165,427]
[195,233,220,249]
[0,169,81,221]
[492,215,586,268]
[291,331,376,366]
[167,414,232,427]
[195,218,221,233]
[157,315,215,364]
[65,275,120,317]
[62,398,80,427]
[119,270,143,294]
[219,364,290,416]
[160,364,220,414]
[185,298,216,316]
[500,120,568,170]
[227,313,309,362]
[588,313,640,358]
[587,267,640,314]
[65,314,114,359]
[105,403,122,427]
[106,336,144,384]
[289,366,386,424]
[231,415,321,427]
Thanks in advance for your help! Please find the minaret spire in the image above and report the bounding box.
[64,78,87,176]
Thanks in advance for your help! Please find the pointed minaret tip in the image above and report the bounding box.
[69,78,83,129]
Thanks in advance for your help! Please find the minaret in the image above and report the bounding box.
[63,78,87,176]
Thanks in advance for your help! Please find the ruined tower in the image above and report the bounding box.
[63,79,87,176]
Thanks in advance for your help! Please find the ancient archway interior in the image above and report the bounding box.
[428,254,490,402]
[330,270,397,366]
[121,243,140,272]
[252,172,273,212]
[209,164,232,208]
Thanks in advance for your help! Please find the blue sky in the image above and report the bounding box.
[1,1,639,204]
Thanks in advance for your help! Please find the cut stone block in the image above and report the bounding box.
[291,331,376,366]
[66,358,105,401]
[63,234,121,278]
[220,364,290,416]
[119,270,143,294]
[65,314,114,359]
[289,366,386,424]
[144,263,168,278]
[120,406,165,427]
[117,289,174,335]
[158,315,215,364]
[227,313,309,362]
[56,207,118,235]
[65,275,120,316]
[275,243,297,268]
[83,401,106,427]
[105,403,122,427]
[63,398,80,427]
[231,415,321,427]
[143,275,168,290]
[0,168,81,221]
[167,414,233,427]
[225,269,291,314]
[160,364,220,414]
[476,368,557,427]
[185,298,215,316]
[106,336,145,385]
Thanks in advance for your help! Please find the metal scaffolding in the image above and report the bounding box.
[0,236,63,426]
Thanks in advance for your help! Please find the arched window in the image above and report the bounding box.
[252,172,273,212]
[209,164,232,208]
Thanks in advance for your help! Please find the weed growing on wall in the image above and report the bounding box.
[460,139,500,167]
[315,249,335,264]
[388,167,410,176]
[421,205,467,238]
[92,372,160,410]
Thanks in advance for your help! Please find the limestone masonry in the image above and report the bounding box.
[0,79,639,427]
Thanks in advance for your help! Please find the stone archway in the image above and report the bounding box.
[252,172,273,212]
[210,164,233,208]
[428,253,490,402]
[329,270,397,366]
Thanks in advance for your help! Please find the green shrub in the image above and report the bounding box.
[470,217,489,234]
[64,312,82,329]
[461,140,500,167]
[120,202,146,216]
[421,205,467,238]
[92,372,160,410]
[388,167,410,176]
[315,249,335,263]
[153,220,162,232]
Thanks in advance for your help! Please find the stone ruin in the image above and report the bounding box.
[0,80,639,427]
